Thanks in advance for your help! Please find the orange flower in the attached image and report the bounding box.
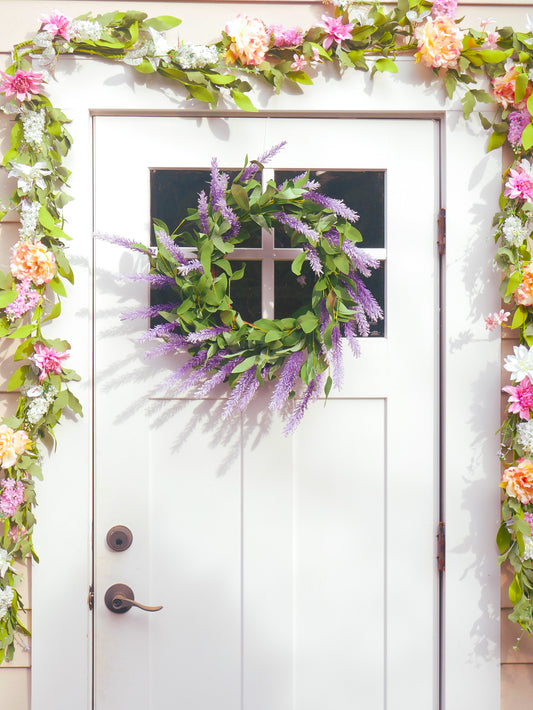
[10,240,56,286]
[502,458,533,504]
[492,65,532,110]
[224,15,270,66]
[515,265,533,307]
[415,16,464,69]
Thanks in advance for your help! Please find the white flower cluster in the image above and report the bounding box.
[518,420,533,454]
[522,536,533,561]
[502,214,530,247]
[123,29,169,68]
[18,201,41,239]
[0,586,14,621]
[26,385,57,425]
[173,43,219,70]
[22,109,46,148]
[70,20,103,42]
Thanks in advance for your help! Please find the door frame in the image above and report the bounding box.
[28,56,502,710]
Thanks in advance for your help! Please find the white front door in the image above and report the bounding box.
[92,116,439,710]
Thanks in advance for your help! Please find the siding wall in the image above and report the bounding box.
[0,2,531,708]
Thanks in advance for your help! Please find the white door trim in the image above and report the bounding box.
[28,56,501,710]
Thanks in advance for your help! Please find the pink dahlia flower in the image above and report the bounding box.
[0,69,43,102]
[415,16,463,69]
[224,15,270,66]
[10,241,56,286]
[318,15,354,51]
[32,342,70,381]
[503,378,533,420]
[505,164,533,202]
[41,11,73,40]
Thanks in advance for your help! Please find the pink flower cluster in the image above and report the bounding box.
[0,426,31,469]
[0,69,42,102]
[485,309,510,331]
[431,0,458,19]
[10,240,56,286]
[5,280,40,321]
[508,109,531,147]
[492,65,532,110]
[0,479,25,518]
[32,342,70,382]
[268,24,303,48]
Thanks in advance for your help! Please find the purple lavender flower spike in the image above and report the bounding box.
[273,212,320,244]
[304,192,359,223]
[210,158,229,209]
[241,141,287,182]
[123,273,176,288]
[145,337,187,359]
[219,204,241,240]
[324,228,340,247]
[331,324,344,389]
[94,232,150,254]
[269,349,306,412]
[198,190,209,233]
[156,231,188,266]
[197,356,244,397]
[186,326,231,344]
[304,245,323,276]
[344,245,379,277]
[120,303,178,321]
[178,259,203,275]
[319,299,330,338]
[137,322,179,342]
[222,368,259,418]
[352,275,383,322]
[343,320,361,357]
[282,373,324,436]
[159,349,208,389]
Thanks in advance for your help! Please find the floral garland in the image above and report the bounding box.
[102,145,382,435]
[0,0,532,660]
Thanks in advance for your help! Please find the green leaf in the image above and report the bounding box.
[286,71,313,85]
[516,72,530,103]
[487,131,506,152]
[144,15,181,31]
[0,290,17,308]
[374,57,398,73]
[230,90,257,113]
[13,338,34,362]
[67,391,83,416]
[497,524,512,554]
[7,324,34,340]
[206,73,236,85]
[461,91,476,119]
[186,83,215,104]
[265,329,283,343]
[38,205,56,230]
[509,573,523,605]
[506,270,522,297]
[522,124,533,152]
[7,366,28,391]
[48,275,67,297]
[443,71,457,99]
[298,313,319,333]
[324,375,333,398]
[291,252,307,276]
[134,58,156,74]
[476,48,513,64]
[511,305,528,329]
[231,184,249,211]
[231,356,258,374]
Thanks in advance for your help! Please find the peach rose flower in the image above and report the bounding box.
[0,426,16,469]
[515,265,533,306]
[10,240,56,286]
[492,65,532,110]
[502,458,533,504]
[415,15,464,69]
[224,14,270,66]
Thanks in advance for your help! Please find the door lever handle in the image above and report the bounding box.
[105,583,163,614]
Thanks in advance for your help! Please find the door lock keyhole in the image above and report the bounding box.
[106,525,133,552]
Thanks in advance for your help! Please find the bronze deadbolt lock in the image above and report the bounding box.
[106,525,133,551]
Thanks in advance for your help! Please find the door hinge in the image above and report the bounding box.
[88,585,94,611]
[437,208,446,255]
[436,522,446,572]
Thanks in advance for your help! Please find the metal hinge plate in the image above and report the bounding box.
[437,208,446,255]
[437,522,446,572]
[88,585,94,611]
